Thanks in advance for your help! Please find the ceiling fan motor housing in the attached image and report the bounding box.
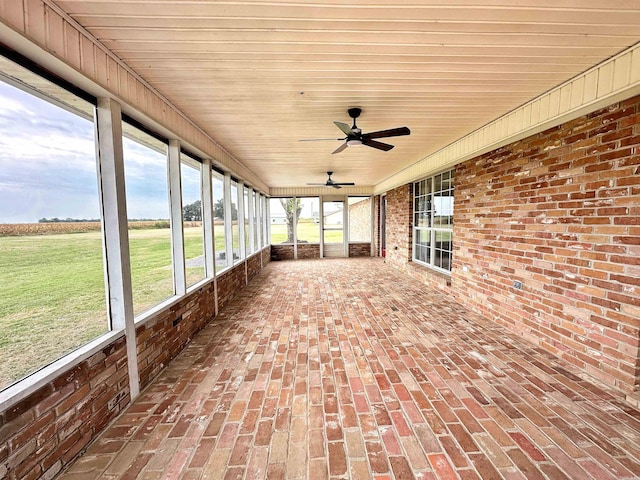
[348,107,362,119]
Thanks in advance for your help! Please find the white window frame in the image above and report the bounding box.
[412,170,454,274]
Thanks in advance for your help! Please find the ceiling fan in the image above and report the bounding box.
[307,171,355,189]
[300,107,410,154]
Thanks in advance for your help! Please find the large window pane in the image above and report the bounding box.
[270,197,295,244]
[122,124,173,316]
[0,61,107,390]
[212,171,227,270]
[413,170,454,272]
[348,196,371,242]
[230,180,240,262]
[181,154,205,287]
[296,197,320,244]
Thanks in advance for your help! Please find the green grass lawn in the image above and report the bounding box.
[0,227,207,390]
[270,222,341,244]
[0,222,354,390]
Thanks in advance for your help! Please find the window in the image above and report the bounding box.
[296,197,320,244]
[348,197,371,242]
[212,170,227,270]
[413,170,454,272]
[270,197,294,244]
[180,154,205,287]
[122,122,173,316]
[0,57,107,390]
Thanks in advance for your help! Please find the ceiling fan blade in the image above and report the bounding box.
[364,127,410,139]
[299,138,342,142]
[334,182,355,186]
[363,138,394,151]
[306,182,327,186]
[332,184,343,189]
[332,142,348,154]
[334,122,352,136]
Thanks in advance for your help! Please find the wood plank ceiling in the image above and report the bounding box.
[55,0,640,189]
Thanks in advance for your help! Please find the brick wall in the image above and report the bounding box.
[137,282,216,389]
[271,244,294,261]
[247,250,264,281]
[261,246,271,267]
[384,184,412,266]
[217,262,248,311]
[349,243,371,257]
[1,253,270,479]
[453,96,640,397]
[298,243,320,259]
[0,339,129,479]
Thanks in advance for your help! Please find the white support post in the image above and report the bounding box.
[293,196,298,260]
[370,196,375,257]
[343,196,349,257]
[201,159,216,279]
[247,188,255,255]
[95,97,139,400]
[266,197,271,248]
[168,139,186,296]
[319,198,324,258]
[224,173,234,266]
[238,181,246,261]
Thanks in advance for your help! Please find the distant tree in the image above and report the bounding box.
[280,198,301,244]
[213,198,237,221]
[182,200,202,221]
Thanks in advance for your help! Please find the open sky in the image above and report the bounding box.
[0,80,205,224]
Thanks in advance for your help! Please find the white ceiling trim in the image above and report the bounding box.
[374,41,640,194]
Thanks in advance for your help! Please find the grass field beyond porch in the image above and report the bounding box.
[0,227,205,390]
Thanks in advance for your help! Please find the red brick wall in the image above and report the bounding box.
[0,339,129,479]
[384,184,412,266]
[298,243,320,259]
[271,244,294,260]
[247,249,264,281]
[453,96,640,396]
[349,243,371,257]
[217,262,248,311]
[261,246,271,266]
[137,282,216,389]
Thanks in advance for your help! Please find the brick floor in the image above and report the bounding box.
[60,258,640,479]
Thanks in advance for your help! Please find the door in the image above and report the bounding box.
[322,199,345,257]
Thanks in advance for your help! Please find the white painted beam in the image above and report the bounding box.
[168,139,186,297]
[95,97,139,399]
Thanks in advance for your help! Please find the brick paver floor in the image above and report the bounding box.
[60,258,640,479]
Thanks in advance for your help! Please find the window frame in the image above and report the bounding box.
[412,170,454,274]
